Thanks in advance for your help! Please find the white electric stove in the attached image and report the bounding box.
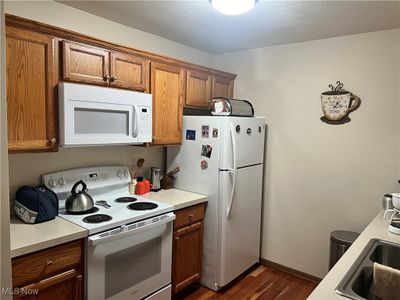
[42,166,174,300]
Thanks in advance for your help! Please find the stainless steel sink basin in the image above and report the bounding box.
[336,239,400,299]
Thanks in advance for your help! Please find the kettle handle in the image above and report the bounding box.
[71,180,87,197]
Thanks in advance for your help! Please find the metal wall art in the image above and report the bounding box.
[320,81,361,124]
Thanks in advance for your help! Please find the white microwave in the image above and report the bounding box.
[58,82,152,146]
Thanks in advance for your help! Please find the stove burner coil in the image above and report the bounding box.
[127,202,158,211]
[68,207,99,215]
[115,197,138,203]
[83,214,112,223]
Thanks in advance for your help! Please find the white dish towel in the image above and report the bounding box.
[370,262,400,300]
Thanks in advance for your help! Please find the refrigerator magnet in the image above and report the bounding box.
[186,129,196,140]
[201,144,212,158]
[201,160,208,170]
[201,125,209,138]
[212,128,218,138]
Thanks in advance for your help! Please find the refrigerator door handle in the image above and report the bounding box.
[229,122,237,170]
[226,169,236,219]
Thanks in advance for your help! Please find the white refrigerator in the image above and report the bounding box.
[167,115,265,291]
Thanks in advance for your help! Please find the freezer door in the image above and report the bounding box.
[217,164,263,288]
[220,117,265,170]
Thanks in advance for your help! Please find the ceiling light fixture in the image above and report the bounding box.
[210,0,257,16]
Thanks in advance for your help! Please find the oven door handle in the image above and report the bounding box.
[88,212,175,246]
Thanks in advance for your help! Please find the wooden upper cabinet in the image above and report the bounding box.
[212,73,234,99]
[185,69,213,109]
[110,52,149,92]
[63,41,150,92]
[151,62,185,145]
[6,26,58,152]
[63,41,109,86]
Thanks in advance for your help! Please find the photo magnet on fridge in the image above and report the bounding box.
[201,160,208,170]
[201,144,213,158]
[212,128,218,138]
[186,129,196,140]
[201,125,209,138]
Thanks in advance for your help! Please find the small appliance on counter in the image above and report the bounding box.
[151,167,162,192]
[383,193,400,234]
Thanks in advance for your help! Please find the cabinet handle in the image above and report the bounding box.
[46,260,53,266]
[103,75,110,81]
[189,214,194,220]
[50,138,57,144]
[175,236,180,240]
[77,275,83,280]
[109,76,117,82]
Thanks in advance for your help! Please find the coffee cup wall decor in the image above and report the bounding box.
[320,81,360,124]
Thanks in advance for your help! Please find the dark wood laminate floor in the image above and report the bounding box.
[177,265,318,300]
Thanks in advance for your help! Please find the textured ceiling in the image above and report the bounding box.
[59,1,400,54]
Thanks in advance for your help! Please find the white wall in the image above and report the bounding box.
[4,0,214,199]
[4,0,213,67]
[214,29,400,278]
[1,0,12,296]
[8,146,164,198]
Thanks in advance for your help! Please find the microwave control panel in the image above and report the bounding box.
[138,106,152,141]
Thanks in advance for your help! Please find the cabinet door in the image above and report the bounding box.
[151,62,185,145]
[6,27,57,152]
[172,222,203,294]
[185,69,213,109]
[63,41,109,86]
[110,52,149,92]
[212,74,234,98]
[13,269,83,300]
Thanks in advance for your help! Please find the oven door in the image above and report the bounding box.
[87,213,175,300]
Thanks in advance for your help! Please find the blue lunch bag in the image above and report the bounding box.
[14,186,59,224]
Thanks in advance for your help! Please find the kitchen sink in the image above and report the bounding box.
[336,239,400,300]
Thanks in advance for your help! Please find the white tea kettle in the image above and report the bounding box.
[65,180,94,213]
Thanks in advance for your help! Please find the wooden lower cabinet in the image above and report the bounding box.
[12,240,84,300]
[14,269,83,300]
[172,203,205,295]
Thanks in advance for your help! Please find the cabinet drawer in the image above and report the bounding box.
[174,204,205,230]
[12,240,83,287]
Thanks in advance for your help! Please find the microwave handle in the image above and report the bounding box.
[132,106,139,138]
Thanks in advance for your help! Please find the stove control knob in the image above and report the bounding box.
[58,178,66,186]
[123,170,129,178]
[48,179,57,188]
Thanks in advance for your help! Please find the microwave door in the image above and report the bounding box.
[62,101,138,146]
